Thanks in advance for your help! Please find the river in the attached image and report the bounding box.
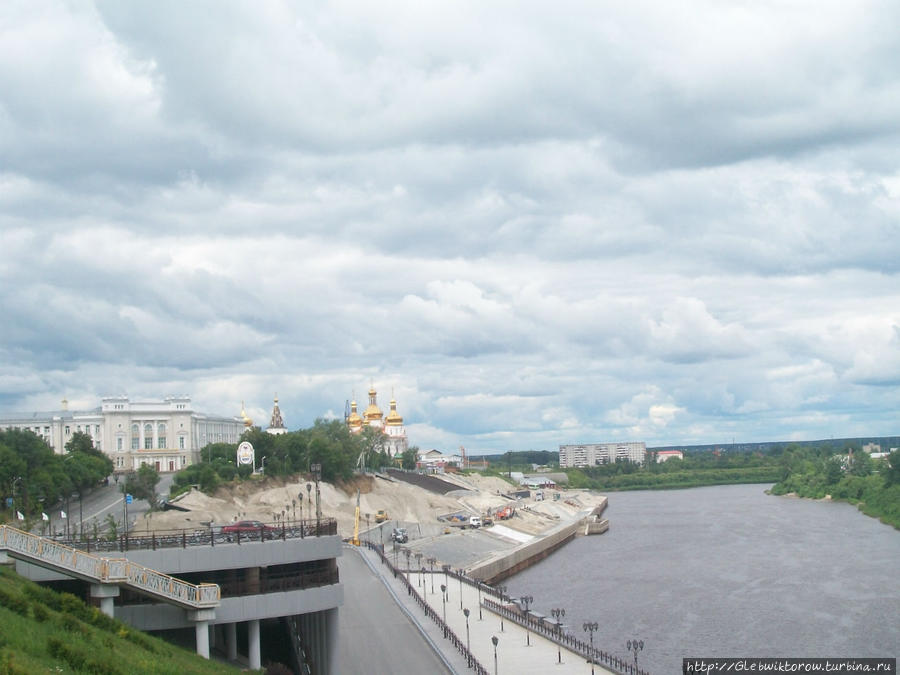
[506,484,899,674]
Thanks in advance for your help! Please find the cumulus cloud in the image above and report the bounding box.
[0,1,898,451]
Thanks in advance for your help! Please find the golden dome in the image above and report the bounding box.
[364,386,383,423]
[347,399,363,430]
[240,401,253,428]
[385,397,403,426]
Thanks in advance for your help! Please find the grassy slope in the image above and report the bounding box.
[0,566,245,675]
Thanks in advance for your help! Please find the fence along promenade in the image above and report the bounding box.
[367,541,650,675]
[0,524,219,609]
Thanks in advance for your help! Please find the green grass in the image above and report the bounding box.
[0,565,246,674]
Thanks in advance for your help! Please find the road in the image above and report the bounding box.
[42,473,176,538]
[336,545,454,675]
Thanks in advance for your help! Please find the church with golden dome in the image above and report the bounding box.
[346,386,408,458]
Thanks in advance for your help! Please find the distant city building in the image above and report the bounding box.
[558,441,647,468]
[346,386,408,458]
[656,450,684,463]
[0,396,245,473]
[862,443,881,454]
[266,395,287,435]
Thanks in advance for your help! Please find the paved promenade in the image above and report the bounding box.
[350,544,621,675]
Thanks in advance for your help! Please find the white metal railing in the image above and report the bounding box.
[0,525,219,609]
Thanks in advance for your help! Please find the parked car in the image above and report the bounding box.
[391,527,408,543]
[221,520,276,540]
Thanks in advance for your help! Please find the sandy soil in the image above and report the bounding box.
[136,471,605,539]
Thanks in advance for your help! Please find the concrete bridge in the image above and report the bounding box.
[5,521,343,673]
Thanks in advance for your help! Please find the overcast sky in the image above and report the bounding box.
[2,1,899,453]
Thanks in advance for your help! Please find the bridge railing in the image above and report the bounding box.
[0,524,219,610]
[49,517,338,553]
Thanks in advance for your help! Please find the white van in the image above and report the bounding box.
[469,516,482,528]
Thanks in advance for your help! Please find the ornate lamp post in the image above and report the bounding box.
[583,622,598,675]
[627,639,644,670]
[414,552,423,587]
[520,595,534,646]
[403,548,412,585]
[491,635,499,675]
[497,584,507,632]
[551,608,566,663]
[427,557,436,594]
[440,584,447,635]
[442,564,450,600]
[291,498,296,524]
[477,580,483,620]
[458,568,464,610]
[298,491,305,537]
[463,608,471,666]
[310,463,321,530]
[365,513,371,544]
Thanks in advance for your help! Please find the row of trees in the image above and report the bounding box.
[770,446,900,527]
[0,430,113,519]
[172,420,419,497]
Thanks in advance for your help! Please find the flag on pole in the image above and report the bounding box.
[16,511,24,520]
[42,512,49,521]
[60,510,67,519]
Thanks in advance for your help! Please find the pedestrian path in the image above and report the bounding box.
[354,545,618,675]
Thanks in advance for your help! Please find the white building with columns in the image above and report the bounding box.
[0,396,245,473]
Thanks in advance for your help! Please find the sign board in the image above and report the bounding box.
[126,494,133,504]
[237,441,255,466]
[5,497,12,508]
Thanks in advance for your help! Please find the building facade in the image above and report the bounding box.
[558,441,647,468]
[1,396,245,473]
[345,386,408,458]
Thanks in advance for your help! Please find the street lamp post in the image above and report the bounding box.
[477,581,483,620]
[298,491,304,537]
[551,608,566,663]
[583,622,599,675]
[403,548,411,585]
[415,552,423,587]
[440,584,447,636]
[442,564,450,600]
[427,557,436,594]
[520,595,534,646]
[497,584,507,632]
[365,513,371,544]
[310,463,321,530]
[492,635,499,675]
[306,482,312,533]
[627,639,644,670]
[463,608,471,666]
[458,569,464,610]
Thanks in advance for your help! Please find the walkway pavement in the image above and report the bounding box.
[351,544,616,675]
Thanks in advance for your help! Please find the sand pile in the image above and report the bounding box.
[138,472,604,538]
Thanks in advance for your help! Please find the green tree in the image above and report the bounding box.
[848,449,873,477]
[400,447,418,470]
[885,449,900,487]
[124,465,160,506]
[824,456,844,485]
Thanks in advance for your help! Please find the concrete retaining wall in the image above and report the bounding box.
[468,497,607,584]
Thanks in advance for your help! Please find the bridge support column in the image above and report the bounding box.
[90,584,120,617]
[248,619,261,670]
[187,609,216,660]
[0,550,10,566]
[226,622,237,661]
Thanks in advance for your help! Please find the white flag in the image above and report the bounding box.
[42,512,49,521]
[16,511,24,520]
[60,510,67,519]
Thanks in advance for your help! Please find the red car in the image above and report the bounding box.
[221,520,276,540]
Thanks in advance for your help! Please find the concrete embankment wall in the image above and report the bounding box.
[469,496,607,584]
